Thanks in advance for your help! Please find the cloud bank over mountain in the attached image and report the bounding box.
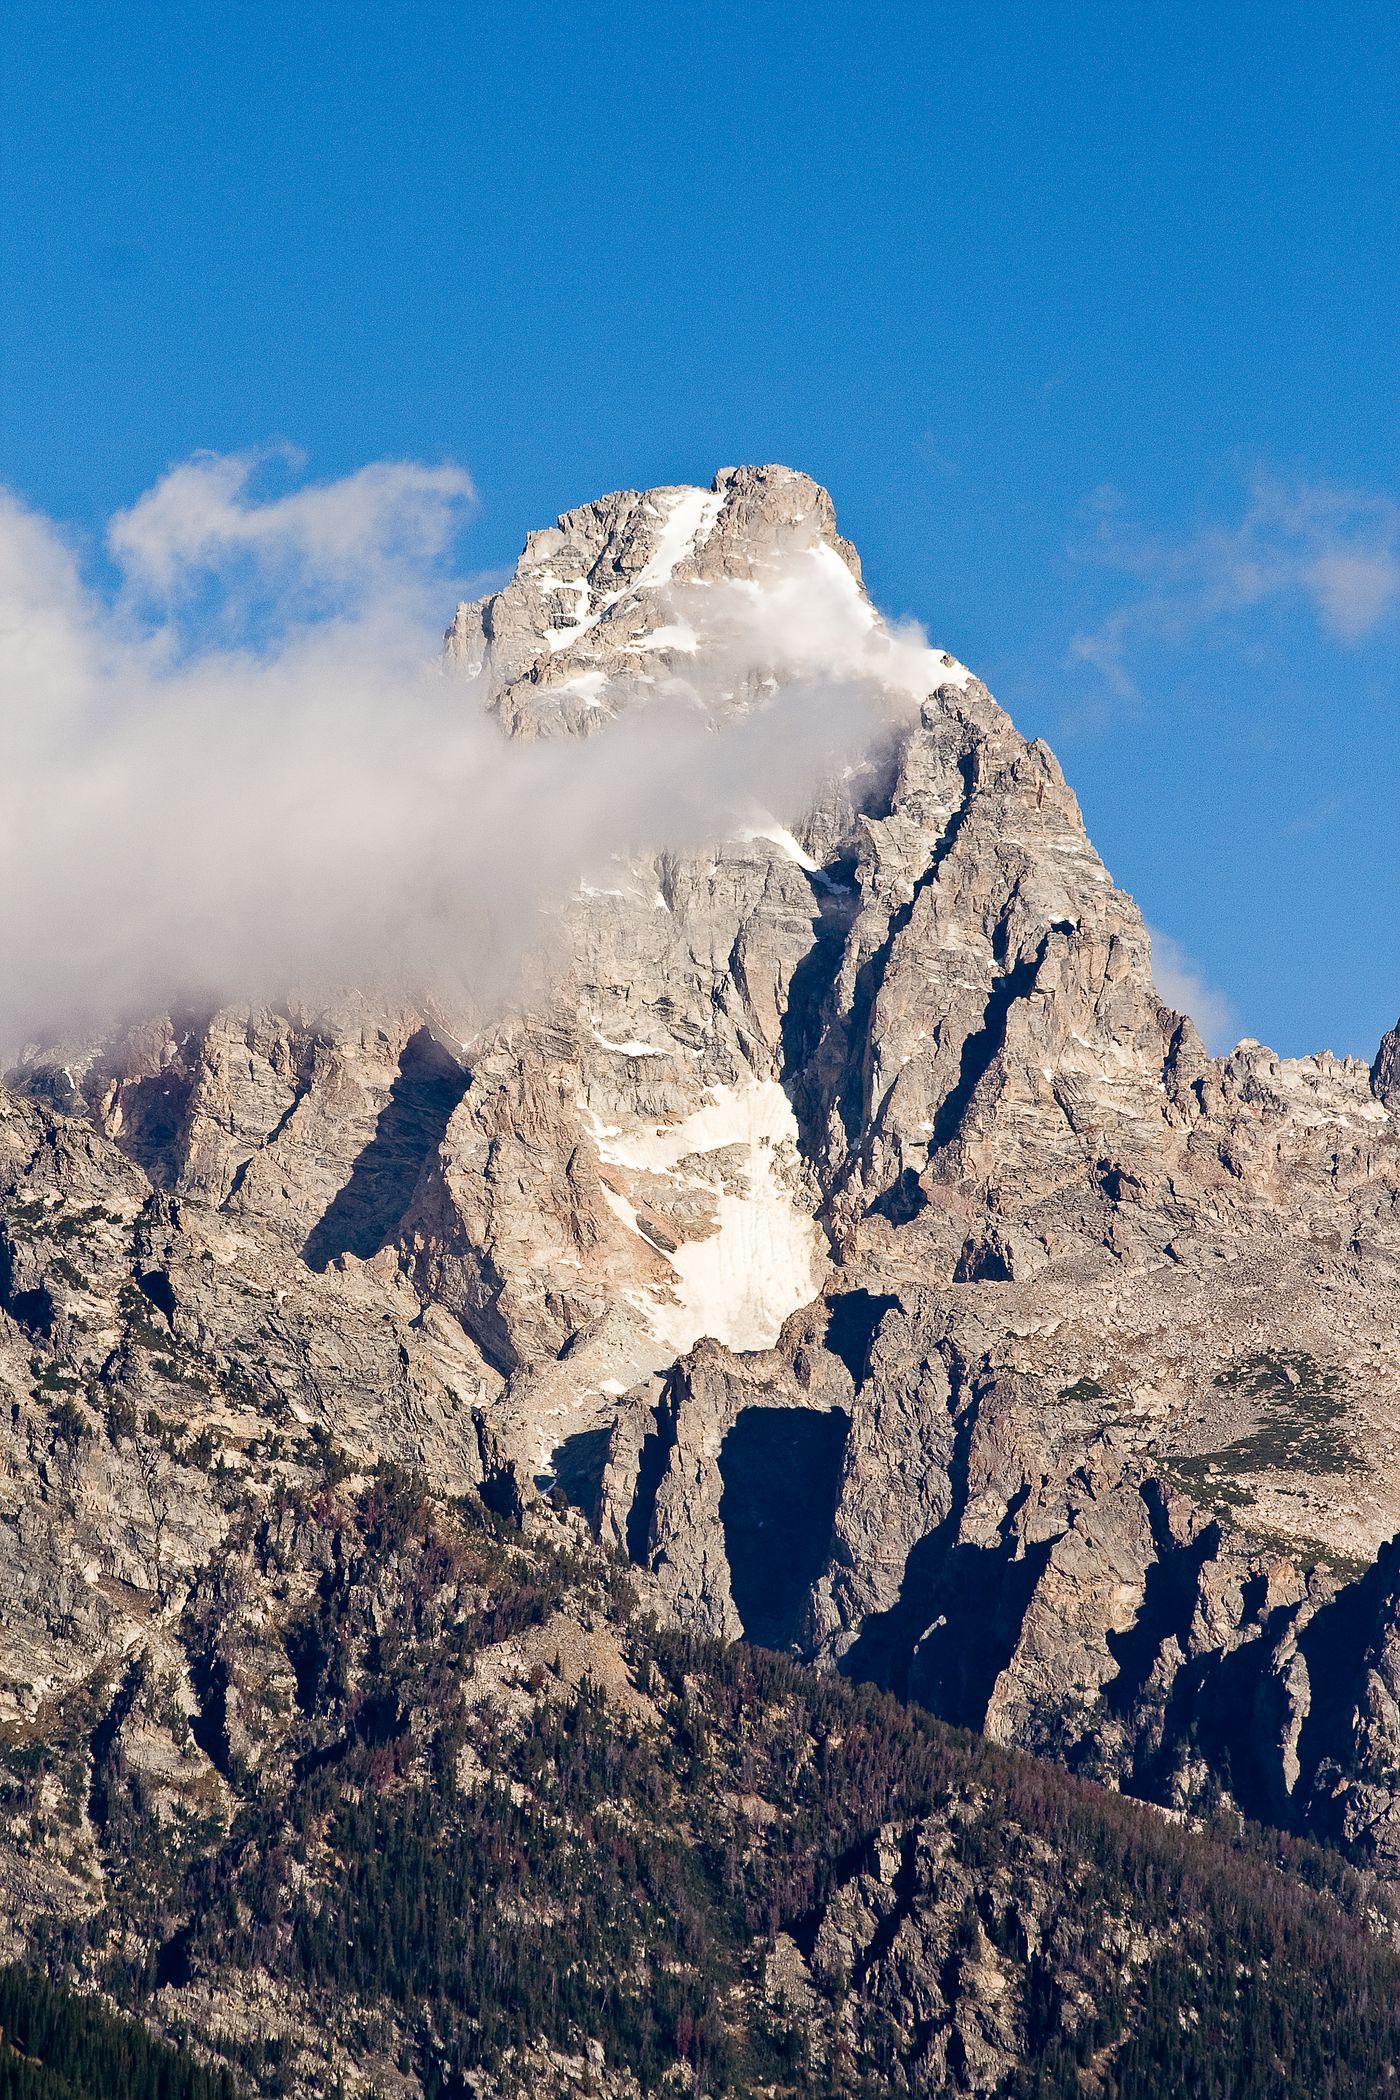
[0,453,920,1047]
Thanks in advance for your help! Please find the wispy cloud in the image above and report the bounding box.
[1071,474,1400,702]
[1281,793,1345,838]
[1148,926,1237,1054]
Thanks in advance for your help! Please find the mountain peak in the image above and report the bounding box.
[11,466,1400,2076]
[446,463,868,740]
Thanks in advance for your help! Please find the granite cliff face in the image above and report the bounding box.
[6,465,1400,2041]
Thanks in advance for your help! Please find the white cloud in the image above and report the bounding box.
[0,455,928,1049]
[1148,926,1237,1054]
[108,449,475,607]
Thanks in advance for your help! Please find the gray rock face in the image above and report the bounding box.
[806,1807,1162,2096]
[446,464,863,740]
[6,462,1400,1900]
[1375,1019,1400,1107]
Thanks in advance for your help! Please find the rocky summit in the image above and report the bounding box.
[4,465,1400,2097]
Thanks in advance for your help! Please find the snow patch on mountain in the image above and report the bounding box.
[740,821,821,873]
[634,486,724,592]
[585,1080,824,1357]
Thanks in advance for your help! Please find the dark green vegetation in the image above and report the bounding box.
[10,1471,1400,2097]
[0,1966,235,2100]
[1207,1351,1353,1477]
[1164,1351,1360,1552]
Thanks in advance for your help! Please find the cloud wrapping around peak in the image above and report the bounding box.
[0,453,922,1050]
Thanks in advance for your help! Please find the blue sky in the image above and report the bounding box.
[3,1,1397,1057]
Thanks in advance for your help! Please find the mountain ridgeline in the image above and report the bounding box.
[4,465,1400,2095]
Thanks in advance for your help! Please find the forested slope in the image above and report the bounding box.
[8,1472,1400,2098]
